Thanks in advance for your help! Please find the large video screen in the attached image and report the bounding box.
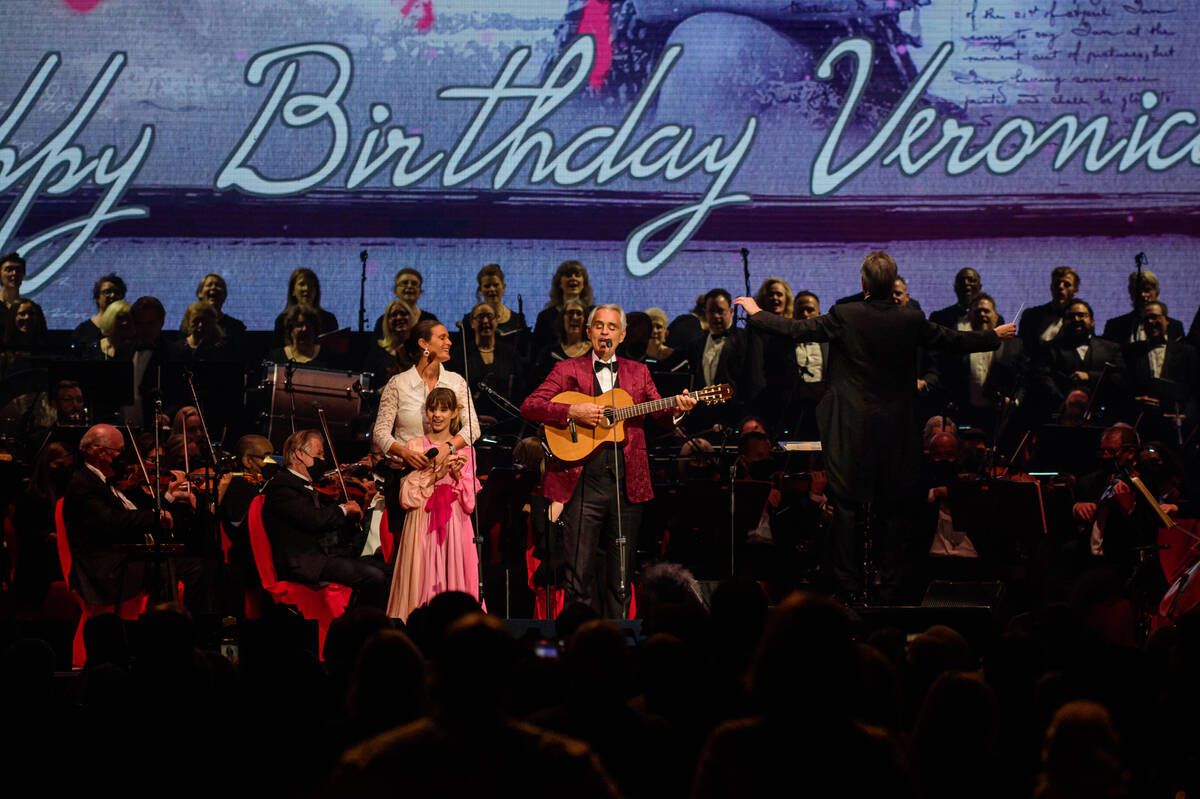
[3,0,1198,330]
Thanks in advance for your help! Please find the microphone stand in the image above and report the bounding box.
[725,424,737,577]
[284,362,298,434]
[477,378,535,440]
[184,368,222,486]
[600,337,630,619]
[182,371,222,606]
[1081,361,1117,424]
[1134,252,1147,340]
[151,397,179,602]
[358,250,369,333]
[738,248,751,327]
[457,322,486,610]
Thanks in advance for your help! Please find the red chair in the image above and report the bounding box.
[377,509,395,564]
[245,495,352,659]
[54,498,149,669]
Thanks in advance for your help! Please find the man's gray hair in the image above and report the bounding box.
[587,303,626,331]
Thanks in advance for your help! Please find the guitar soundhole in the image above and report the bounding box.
[602,408,616,426]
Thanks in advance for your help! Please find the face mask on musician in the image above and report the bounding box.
[303,450,328,477]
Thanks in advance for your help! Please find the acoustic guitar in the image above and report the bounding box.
[542,384,732,463]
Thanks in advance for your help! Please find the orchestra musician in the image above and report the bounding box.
[62,424,210,612]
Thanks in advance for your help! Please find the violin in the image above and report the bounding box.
[115,466,215,498]
[312,407,373,511]
[313,462,376,506]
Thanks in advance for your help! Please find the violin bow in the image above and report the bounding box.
[315,404,351,504]
[123,422,154,489]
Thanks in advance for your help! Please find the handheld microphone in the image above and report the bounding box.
[601,337,613,348]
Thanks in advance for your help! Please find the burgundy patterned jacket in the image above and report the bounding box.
[521,354,672,504]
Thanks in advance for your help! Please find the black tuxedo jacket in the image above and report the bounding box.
[1017,301,1068,350]
[685,327,764,425]
[749,300,999,504]
[925,338,1029,411]
[1102,311,1185,345]
[835,292,923,313]
[1036,335,1126,406]
[929,303,969,330]
[63,467,160,553]
[260,468,354,584]
[930,302,1004,331]
[62,466,161,604]
[1122,339,1199,401]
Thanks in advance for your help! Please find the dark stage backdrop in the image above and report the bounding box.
[2,0,1198,331]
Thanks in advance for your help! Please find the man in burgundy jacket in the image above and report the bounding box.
[522,304,697,617]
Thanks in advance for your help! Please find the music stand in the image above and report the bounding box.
[157,362,247,447]
[0,367,48,409]
[664,478,773,578]
[1030,424,1103,477]
[475,467,539,552]
[45,359,134,422]
[317,327,352,358]
[1147,377,1188,445]
[649,370,692,399]
[948,477,1047,564]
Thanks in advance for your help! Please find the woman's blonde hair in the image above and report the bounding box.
[377,298,417,353]
[97,300,132,338]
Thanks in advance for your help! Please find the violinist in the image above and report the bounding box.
[217,434,276,604]
[1072,425,1167,562]
[218,434,275,527]
[62,424,211,612]
[260,429,389,609]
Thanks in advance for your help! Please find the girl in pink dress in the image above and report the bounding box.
[386,388,481,620]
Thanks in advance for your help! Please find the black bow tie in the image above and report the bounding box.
[594,359,617,374]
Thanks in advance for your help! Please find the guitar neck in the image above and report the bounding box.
[609,395,680,422]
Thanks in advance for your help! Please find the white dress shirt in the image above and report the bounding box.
[593,353,617,395]
[373,364,480,455]
[968,350,995,407]
[1040,318,1063,342]
[86,462,138,510]
[702,334,726,386]
[795,342,823,383]
[1148,342,1166,379]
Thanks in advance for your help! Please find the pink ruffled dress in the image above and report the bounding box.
[386,437,482,620]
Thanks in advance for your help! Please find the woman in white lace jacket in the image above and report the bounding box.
[373,319,481,473]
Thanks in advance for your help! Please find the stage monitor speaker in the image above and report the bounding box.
[921,580,1006,611]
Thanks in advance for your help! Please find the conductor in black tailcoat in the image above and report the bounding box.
[735,252,1016,601]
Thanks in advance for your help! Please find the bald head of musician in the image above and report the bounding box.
[235,434,274,477]
[1100,424,1138,472]
[79,424,125,478]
